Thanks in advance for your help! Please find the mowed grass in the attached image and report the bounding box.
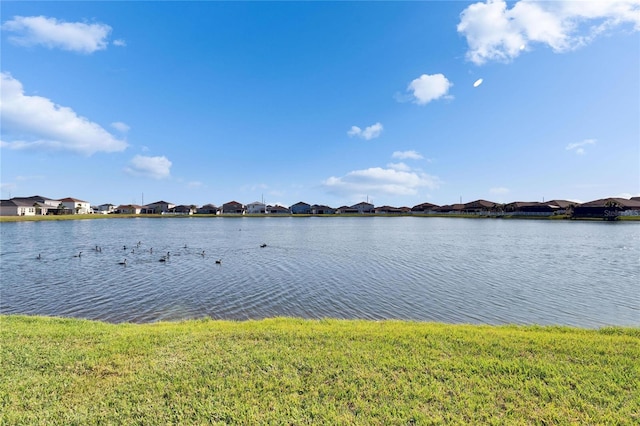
[1,316,638,425]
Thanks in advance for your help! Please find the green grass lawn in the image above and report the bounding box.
[1,315,638,425]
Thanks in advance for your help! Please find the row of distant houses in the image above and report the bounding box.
[2,195,640,219]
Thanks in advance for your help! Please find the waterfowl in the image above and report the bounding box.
[215,259,222,264]
[118,259,127,265]
[36,254,41,260]
[73,252,82,258]
[201,250,206,257]
[159,257,167,263]
[260,243,267,248]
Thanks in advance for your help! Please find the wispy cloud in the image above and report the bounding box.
[566,138,596,155]
[111,122,130,133]
[392,150,424,160]
[458,0,640,65]
[405,74,453,105]
[387,162,413,172]
[125,155,172,179]
[490,187,510,195]
[1,15,112,54]
[112,39,126,47]
[347,122,383,140]
[0,73,127,155]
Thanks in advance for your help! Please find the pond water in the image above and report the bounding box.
[1,217,638,327]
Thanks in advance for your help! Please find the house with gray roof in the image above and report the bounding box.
[290,202,311,214]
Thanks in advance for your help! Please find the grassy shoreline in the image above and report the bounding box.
[2,315,638,424]
[2,213,639,222]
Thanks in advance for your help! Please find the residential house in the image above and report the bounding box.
[462,199,497,214]
[0,195,62,216]
[374,206,405,214]
[59,197,91,214]
[434,204,465,214]
[573,198,640,219]
[196,204,219,215]
[142,200,175,214]
[290,202,311,214]
[95,203,116,214]
[116,204,143,214]
[310,204,336,215]
[411,202,439,214]
[246,201,266,214]
[335,205,358,214]
[267,205,290,214]
[351,202,375,214]
[1,199,38,216]
[544,200,576,215]
[504,202,558,216]
[170,205,195,215]
[222,201,245,214]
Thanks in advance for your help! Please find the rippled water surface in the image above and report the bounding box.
[1,217,638,326]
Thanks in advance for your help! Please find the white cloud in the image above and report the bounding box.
[112,39,126,47]
[392,150,424,160]
[566,138,596,155]
[347,122,383,140]
[323,167,441,198]
[387,162,412,172]
[125,155,172,179]
[490,187,510,194]
[1,16,112,54]
[111,121,130,133]
[458,0,640,65]
[0,73,128,155]
[406,74,453,105]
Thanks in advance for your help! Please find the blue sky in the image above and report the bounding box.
[1,0,638,208]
